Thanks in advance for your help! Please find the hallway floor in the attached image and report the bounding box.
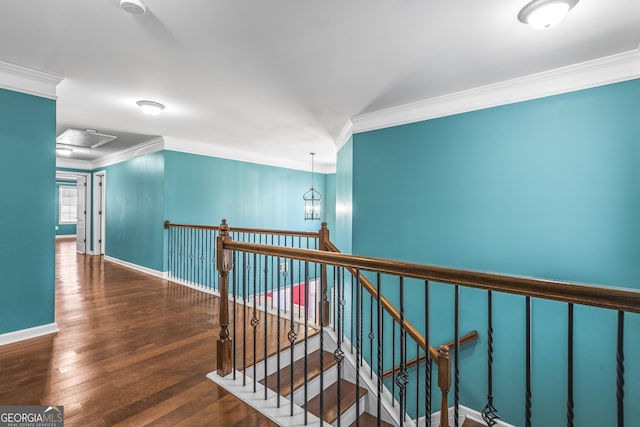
[0,238,277,426]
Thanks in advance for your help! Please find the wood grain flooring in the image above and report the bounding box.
[0,239,284,426]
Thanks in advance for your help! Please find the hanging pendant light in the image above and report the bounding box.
[303,153,322,221]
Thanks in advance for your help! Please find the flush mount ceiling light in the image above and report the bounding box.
[120,0,147,15]
[518,0,579,30]
[136,100,165,116]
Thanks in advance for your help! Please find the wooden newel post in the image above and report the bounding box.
[216,219,234,377]
[437,345,452,427]
[318,222,330,327]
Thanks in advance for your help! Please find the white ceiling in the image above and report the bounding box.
[1,0,639,172]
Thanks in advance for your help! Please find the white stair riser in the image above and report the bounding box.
[249,334,321,381]
[291,364,338,406]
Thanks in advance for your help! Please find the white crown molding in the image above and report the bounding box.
[335,119,354,152]
[92,136,165,170]
[0,323,58,347]
[0,60,63,100]
[345,48,640,138]
[56,157,93,170]
[164,136,335,174]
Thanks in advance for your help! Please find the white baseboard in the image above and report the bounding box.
[424,404,515,427]
[104,255,167,279]
[55,234,76,239]
[0,323,59,347]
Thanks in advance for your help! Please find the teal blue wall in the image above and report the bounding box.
[0,89,56,335]
[343,79,640,425]
[55,180,77,236]
[98,151,165,271]
[335,138,353,254]
[164,150,327,231]
[324,173,337,233]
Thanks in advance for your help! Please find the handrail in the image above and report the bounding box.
[382,330,479,379]
[164,220,319,238]
[221,240,640,314]
[324,240,438,360]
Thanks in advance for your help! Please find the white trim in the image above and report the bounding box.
[56,158,93,170]
[0,60,63,100]
[164,136,336,174]
[424,405,515,427]
[335,119,354,152]
[55,234,76,239]
[208,371,331,427]
[92,137,164,169]
[0,323,59,347]
[92,171,106,255]
[104,255,167,279]
[345,48,640,139]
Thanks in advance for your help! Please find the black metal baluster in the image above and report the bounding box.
[454,285,460,427]
[289,260,296,416]
[264,255,269,400]
[392,320,396,408]
[304,261,309,425]
[319,258,325,427]
[617,311,625,427]
[252,253,258,393]
[425,280,431,426]
[525,296,532,427]
[567,303,574,427]
[277,251,282,408]
[355,270,361,426]
[190,228,194,284]
[233,250,238,380]
[377,273,382,427]
[243,250,248,386]
[416,342,420,425]
[351,275,355,354]
[334,267,345,427]
[370,287,374,379]
[483,290,499,426]
[397,277,407,427]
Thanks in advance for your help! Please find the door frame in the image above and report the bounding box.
[92,171,106,256]
[55,171,92,254]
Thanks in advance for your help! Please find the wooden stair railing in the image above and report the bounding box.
[323,239,460,427]
[210,220,640,427]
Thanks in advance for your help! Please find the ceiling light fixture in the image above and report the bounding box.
[136,100,165,116]
[56,147,73,156]
[120,0,147,15]
[518,0,579,30]
[303,153,322,221]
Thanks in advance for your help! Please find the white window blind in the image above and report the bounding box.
[59,186,78,224]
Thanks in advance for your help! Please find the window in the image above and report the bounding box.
[59,186,78,224]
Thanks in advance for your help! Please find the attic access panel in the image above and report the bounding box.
[56,128,118,149]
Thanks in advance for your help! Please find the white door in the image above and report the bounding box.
[94,173,105,255]
[76,176,87,253]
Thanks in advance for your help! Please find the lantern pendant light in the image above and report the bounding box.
[303,153,322,220]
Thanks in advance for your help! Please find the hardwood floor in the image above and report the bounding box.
[0,239,279,426]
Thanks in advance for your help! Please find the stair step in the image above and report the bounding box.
[305,378,368,425]
[349,412,394,427]
[260,349,337,396]
[462,418,486,427]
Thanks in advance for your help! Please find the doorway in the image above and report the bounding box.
[55,171,92,254]
[93,171,106,255]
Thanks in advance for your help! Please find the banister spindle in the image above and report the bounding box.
[617,311,625,427]
[567,303,574,427]
[355,269,361,427]
[425,280,431,426]
[482,290,499,426]
[525,296,532,427]
[377,273,383,427]
[397,277,408,427]
[216,219,233,377]
[454,285,460,427]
